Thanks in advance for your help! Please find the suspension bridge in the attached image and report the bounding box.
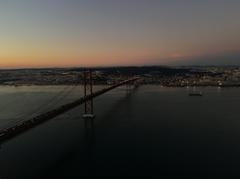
[0,70,141,144]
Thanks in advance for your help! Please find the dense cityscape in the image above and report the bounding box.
[1,66,240,87]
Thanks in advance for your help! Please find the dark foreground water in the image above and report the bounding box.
[0,85,240,178]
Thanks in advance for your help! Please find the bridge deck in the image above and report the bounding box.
[0,77,140,144]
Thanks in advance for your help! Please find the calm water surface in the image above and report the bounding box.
[0,85,240,178]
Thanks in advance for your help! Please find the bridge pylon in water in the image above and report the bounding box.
[82,69,95,119]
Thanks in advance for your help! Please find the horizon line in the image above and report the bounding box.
[1,64,240,71]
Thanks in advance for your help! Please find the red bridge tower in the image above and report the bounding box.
[82,69,95,119]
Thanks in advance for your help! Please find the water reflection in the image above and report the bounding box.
[83,118,96,176]
[99,86,138,124]
[2,86,240,178]
[84,118,95,153]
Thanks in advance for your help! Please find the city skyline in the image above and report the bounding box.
[0,0,240,68]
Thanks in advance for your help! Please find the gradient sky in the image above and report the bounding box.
[0,0,240,68]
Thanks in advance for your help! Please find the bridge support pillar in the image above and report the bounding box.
[82,69,95,119]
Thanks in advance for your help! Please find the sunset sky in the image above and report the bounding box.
[0,0,240,68]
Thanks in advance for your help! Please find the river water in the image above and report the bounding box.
[0,85,240,178]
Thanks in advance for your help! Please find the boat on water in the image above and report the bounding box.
[189,91,203,96]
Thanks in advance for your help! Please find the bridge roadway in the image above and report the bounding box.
[0,77,140,144]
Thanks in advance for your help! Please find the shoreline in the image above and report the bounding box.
[0,84,240,88]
